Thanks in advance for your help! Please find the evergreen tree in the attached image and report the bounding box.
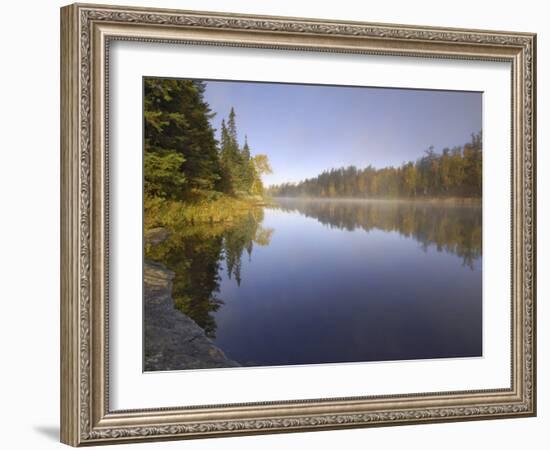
[219,119,233,193]
[144,78,220,196]
[144,79,272,200]
[227,107,238,144]
[219,107,245,194]
[240,135,254,192]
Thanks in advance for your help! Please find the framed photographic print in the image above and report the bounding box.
[60,3,537,446]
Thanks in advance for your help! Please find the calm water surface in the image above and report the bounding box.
[149,198,482,368]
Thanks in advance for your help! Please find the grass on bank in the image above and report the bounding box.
[144,190,270,231]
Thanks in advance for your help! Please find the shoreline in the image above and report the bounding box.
[268,196,482,205]
[145,193,272,231]
[143,259,240,371]
[143,229,240,372]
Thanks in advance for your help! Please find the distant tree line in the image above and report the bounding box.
[269,133,482,199]
[144,78,271,200]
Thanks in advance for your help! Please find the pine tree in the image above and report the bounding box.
[227,107,238,144]
[219,107,245,194]
[144,79,273,203]
[219,119,233,193]
[143,78,220,196]
[241,135,254,193]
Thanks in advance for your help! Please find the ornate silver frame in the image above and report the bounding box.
[60,3,536,446]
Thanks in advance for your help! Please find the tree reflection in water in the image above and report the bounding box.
[145,208,273,338]
[146,199,480,339]
[273,198,481,269]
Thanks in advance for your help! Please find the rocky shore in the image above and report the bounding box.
[144,228,239,371]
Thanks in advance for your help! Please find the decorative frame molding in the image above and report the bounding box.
[60,3,536,446]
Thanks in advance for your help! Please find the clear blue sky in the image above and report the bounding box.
[203,80,482,186]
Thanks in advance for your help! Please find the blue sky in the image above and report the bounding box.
[203,80,482,186]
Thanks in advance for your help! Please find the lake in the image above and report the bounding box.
[146,198,482,369]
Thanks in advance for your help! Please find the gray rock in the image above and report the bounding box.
[144,227,171,246]
[143,260,240,371]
